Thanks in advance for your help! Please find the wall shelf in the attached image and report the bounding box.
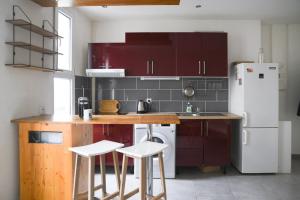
[6,42,62,55]
[5,5,62,73]
[5,19,62,38]
[6,64,63,72]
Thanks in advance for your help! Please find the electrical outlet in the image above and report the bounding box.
[39,106,46,115]
[146,98,152,103]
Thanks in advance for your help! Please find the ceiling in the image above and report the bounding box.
[78,0,300,23]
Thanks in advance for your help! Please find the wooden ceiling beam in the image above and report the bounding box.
[31,0,180,7]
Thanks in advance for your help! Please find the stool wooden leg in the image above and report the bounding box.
[119,154,128,200]
[88,156,95,200]
[158,152,167,200]
[72,154,81,200]
[140,158,147,200]
[100,155,107,198]
[112,151,121,189]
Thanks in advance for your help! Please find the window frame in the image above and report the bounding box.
[53,75,73,115]
[54,10,74,115]
[57,10,73,72]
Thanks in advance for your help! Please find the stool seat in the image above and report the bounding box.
[69,140,124,157]
[117,141,168,159]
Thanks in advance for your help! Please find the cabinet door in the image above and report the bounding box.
[89,43,104,69]
[93,125,106,165]
[176,33,204,76]
[105,125,134,166]
[89,43,126,69]
[203,120,231,165]
[202,33,228,76]
[125,33,176,76]
[176,119,204,166]
[149,33,176,76]
[93,124,106,143]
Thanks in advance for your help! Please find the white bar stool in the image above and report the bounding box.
[117,141,168,200]
[69,140,124,200]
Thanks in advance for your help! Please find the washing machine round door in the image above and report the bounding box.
[140,131,172,162]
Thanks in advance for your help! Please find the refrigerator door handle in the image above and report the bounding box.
[243,130,248,145]
[242,112,248,127]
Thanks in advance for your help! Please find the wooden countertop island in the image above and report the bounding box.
[13,113,181,200]
[12,113,180,124]
[13,113,240,200]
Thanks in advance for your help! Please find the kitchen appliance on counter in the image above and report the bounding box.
[230,63,279,173]
[137,100,151,114]
[134,124,176,178]
[98,100,120,114]
[78,97,90,118]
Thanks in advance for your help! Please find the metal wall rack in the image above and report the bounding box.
[5,5,63,72]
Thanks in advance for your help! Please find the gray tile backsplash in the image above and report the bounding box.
[95,77,228,113]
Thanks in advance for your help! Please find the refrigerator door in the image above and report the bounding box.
[242,63,278,127]
[241,128,278,173]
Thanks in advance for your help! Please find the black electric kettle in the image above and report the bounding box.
[137,100,150,114]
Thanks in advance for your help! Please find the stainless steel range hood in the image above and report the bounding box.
[86,68,125,77]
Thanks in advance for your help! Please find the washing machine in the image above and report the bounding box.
[134,124,176,178]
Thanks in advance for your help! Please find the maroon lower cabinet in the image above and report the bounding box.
[203,120,231,165]
[93,124,133,166]
[176,119,231,167]
[176,120,204,166]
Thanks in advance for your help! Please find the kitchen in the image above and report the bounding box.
[1,0,300,200]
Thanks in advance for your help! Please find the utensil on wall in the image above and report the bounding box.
[183,85,195,98]
[297,101,300,116]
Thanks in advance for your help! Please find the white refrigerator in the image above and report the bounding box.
[230,63,279,173]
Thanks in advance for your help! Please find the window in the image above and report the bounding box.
[57,11,72,71]
[54,11,73,115]
[54,77,72,115]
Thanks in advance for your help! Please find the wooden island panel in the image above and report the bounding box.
[19,122,92,200]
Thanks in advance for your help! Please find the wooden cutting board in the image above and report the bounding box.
[98,100,120,113]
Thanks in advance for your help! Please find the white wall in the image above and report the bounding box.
[262,24,300,154]
[60,7,92,76]
[92,19,262,64]
[0,1,91,199]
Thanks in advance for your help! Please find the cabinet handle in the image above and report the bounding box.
[243,130,248,145]
[242,112,248,127]
[206,121,209,136]
[107,125,110,136]
[147,60,150,74]
[151,60,154,74]
[198,60,201,75]
[203,61,206,75]
[200,121,203,137]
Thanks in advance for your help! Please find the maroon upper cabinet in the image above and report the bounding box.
[203,120,231,165]
[89,43,125,69]
[176,33,205,76]
[176,32,228,77]
[88,32,227,77]
[125,33,177,76]
[202,33,228,76]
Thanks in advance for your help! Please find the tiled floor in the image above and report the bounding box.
[94,158,300,200]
